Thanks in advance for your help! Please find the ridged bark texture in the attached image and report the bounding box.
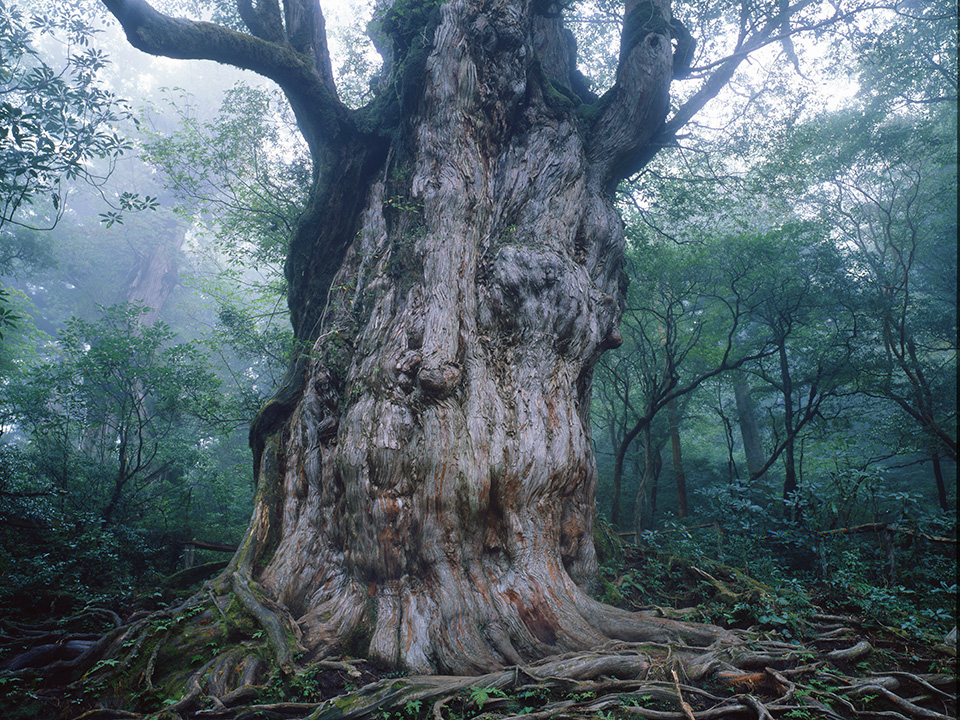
[241,0,682,674]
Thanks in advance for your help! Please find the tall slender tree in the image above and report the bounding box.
[755,0,957,507]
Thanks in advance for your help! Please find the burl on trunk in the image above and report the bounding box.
[103,0,725,676]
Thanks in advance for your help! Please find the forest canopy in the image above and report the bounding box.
[0,0,955,717]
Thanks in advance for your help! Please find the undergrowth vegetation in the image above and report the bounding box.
[596,515,956,648]
[0,511,954,719]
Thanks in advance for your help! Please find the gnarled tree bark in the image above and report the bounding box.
[97,0,799,687]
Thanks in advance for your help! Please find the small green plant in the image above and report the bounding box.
[385,194,424,215]
[288,665,326,702]
[518,683,552,712]
[468,686,507,708]
[90,658,120,672]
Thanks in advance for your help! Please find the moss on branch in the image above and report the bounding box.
[369,0,443,130]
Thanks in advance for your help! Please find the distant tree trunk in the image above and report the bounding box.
[101,424,130,527]
[666,397,687,518]
[635,425,663,538]
[609,422,624,527]
[648,444,662,522]
[733,373,764,480]
[717,398,738,484]
[122,213,187,324]
[611,413,649,530]
[778,343,800,522]
[931,452,948,511]
[103,0,741,680]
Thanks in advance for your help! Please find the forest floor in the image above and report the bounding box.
[0,534,955,720]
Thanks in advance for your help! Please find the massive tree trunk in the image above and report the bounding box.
[242,0,685,673]
[101,0,733,681]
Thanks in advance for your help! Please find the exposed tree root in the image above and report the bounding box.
[229,571,304,675]
[1,573,954,720]
[3,627,955,719]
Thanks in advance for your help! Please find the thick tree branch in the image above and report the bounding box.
[281,0,337,87]
[237,0,284,44]
[585,0,673,188]
[100,0,349,160]
[586,0,836,183]
[627,0,862,175]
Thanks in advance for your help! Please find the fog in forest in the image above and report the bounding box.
[0,0,955,716]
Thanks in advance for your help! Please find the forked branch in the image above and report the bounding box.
[586,0,674,187]
[100,0,349,159]
[237,0,285,43]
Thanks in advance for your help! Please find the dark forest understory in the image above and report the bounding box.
[0,540,955,719]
